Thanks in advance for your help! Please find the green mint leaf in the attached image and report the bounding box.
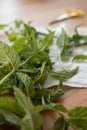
[29,30,38,51]
[9,32,18,42]
[68,106,87,130]
[0,24,7,30]
[21,114,34,130]
[23,23,37,37]
[0,96,24,116]
[36,103,67,112]
[16,72,35,98]
[57,28,72,60]
[49,67,79,81]
[14,87,42,130]
[39,31,54,51]
[33,88,63,105]
[0,41,21,70]
[36,61,48,84]
[71,32,87,46]
[12,37,29,53]
[73,54,87,61]
[0,107,21,126]
[0,115,6,125]
[54,116,68,130]
[15,19,23,28]
[0,41,21,85]
[57,28,69,48]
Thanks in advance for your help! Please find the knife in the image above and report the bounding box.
[49,9,84,25]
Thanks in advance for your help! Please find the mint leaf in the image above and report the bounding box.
[57,29,71,60]
[23,23,37,37]
[0,96,24,116]
[0,115,5,125]
[71,29,87,46]
[73,54,87,61]
[57,28,69,48]
[9,32,18,42]
[0,24,7,30]
[15,19,22,28]
[33,88,64,105]
[54,116,68,130]
[21,114,34,130]
[14,87,42,130]
[36,103,67,112]
[0,41,21,85]
[12,37,29,53]
[0,107,21,126]
[49,67,79,81]
[68,107,87,130]
[39,31,54,51]
[1,20,87,130]
[16,72,35,98]
[36,61,48,84]
[0,41,21,70]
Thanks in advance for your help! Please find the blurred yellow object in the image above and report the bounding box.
[49,9,84,25]
[65,9,84,17]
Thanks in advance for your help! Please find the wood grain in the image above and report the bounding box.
[0,0,87,130]
[0,0,87,27]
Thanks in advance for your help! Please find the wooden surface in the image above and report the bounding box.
[0,0,87,27]
[0,0,87,130]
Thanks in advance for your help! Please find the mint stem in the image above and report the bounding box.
[0,69,15,85]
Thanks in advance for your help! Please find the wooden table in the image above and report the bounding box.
[0,0,87,27]
[0,0,87,130]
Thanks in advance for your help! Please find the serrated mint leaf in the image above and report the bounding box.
[0,41,21,85]
[16,72,35,98]
[0,41,21,70]
[68,106,87,130]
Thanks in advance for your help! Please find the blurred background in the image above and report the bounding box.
[0,0,87,27]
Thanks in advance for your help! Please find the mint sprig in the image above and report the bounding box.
[0,20,87,130]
